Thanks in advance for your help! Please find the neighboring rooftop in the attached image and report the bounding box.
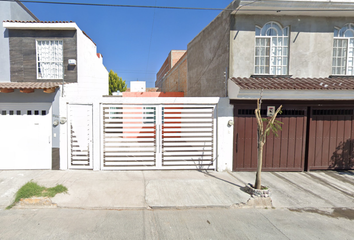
[237,0,354,17]
[3,20,73,23]
[14,0,39,21]
[231,77,354,90]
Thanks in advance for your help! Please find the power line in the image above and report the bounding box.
[145,0,157,81]
[1,0,228,11]
[3,0,354,12]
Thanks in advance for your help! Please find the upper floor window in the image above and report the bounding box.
[36,40,63,79]
[333,24,354,75]
[255,22,289,75]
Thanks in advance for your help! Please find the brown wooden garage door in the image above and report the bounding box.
[308,108,354,170]
[233,106,307,171]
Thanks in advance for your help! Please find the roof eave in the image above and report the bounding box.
[233,0,354,17]
[3,22,78,30]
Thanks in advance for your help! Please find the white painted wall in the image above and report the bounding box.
[216,98,234,172]
[59,25,108,170]
[63,26,108,99]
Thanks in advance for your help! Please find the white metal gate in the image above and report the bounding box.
[101,104,216,170]
[68,104,93,169]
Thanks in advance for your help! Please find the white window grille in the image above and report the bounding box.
[255,22,289,75]
[332,23,354,75]
[36,40,63,79]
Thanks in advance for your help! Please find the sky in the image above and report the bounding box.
[21,0,234,88]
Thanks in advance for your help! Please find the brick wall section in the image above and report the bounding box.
[156,54,171,88]
[156,50,186,90]
[123,92,184,97]
[171,51,186,68]
[156,51,187,95]
[125,88,158,92]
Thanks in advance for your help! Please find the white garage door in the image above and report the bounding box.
[0,103,52,169]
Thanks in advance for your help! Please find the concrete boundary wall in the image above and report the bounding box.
[59,93,234,171]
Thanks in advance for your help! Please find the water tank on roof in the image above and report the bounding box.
[131,81,146,92]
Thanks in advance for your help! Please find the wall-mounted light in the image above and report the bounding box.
[53,120,59,126]
[60,117,67,124]
[228,120,234,127]
[68,59,76,65]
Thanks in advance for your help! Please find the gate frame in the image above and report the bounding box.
[67,103,94,170]
[100,103,217,171]
[60,96,234,171]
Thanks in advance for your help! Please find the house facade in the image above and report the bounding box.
[0,10,108,170]
[0,0,38,82]
[156,0,354,171]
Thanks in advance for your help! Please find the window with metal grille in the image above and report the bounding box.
[312,109,353,116]
[36,40,63,79]
[333,23,354,75]
[255,21,289,75]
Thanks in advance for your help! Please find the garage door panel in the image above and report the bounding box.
[0,103,51,170]
[321,116,331,168]
[294,116,306,169]
[309,109,354,170]
[233,107,306,172]
[279,116,290,169]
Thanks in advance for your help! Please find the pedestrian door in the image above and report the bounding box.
[68,104,93,169]
[102,104,216,170]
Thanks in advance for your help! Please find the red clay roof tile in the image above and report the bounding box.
[230,77,354,90]
[0,82,63,89]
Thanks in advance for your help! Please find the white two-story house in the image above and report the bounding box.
[0,2,108,170]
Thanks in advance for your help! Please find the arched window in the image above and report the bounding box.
[333,23,354,75]
[255,21,289,75]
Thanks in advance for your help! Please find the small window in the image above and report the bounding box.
[36,40,63,79]
[16,110,21,115]
[27,110,32,115]
[9,110,14,115]
[1,110,6,115]
[41,110,46,116]
[34,110,39,115]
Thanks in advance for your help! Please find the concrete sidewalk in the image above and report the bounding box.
[0,170,353,210]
